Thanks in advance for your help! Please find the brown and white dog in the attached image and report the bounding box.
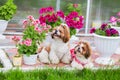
[49,23,71,64]
[38,23,71,64]
[71,41,94,69]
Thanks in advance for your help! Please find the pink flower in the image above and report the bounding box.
[23,39,32,46]
[65,11,84,29]
[23,20,28,25]
[12,36,20,42]
[105,29,111,36]
[110,16,117,23]
[27,15,34,21]
[117,19,120,22]
[46,6,54,12]
[39,16,46,24]
[90,28,96,33]
[73,4,78,8]
[22,20,28,28]
[40,23,46,27]
[34,27,42,33]
[117,12,120,17]
[47,25,51,29]
[43,27,48,31]
[57,10,65,19]
[39,7,46,14]
[35,19,40,24]
[31,21,39,27]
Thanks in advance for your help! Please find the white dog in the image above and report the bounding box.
[71,41,94,70]
[38,23,71,64]
[49,23,71,64]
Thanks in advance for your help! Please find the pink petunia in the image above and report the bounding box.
[27,15,34,21]
[34,27,42,33]
[46,6,54,12]
[57,10,65,19]
[117,12,120,17]
[39,7,46,14]
[39,16,46,24]
[23,39,32,46]
[90,28,96,33]
[40,23,46,27]
[12,36,21,42]
[35,19,40,24]
[110,16,117,23]
[47,25,51,29]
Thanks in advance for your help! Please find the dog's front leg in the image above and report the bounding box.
[61,52,71,64]
[49,50,59,64]
[71,59,83,70]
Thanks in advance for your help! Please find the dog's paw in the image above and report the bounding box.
[71,60,84,70]
[50,58,59,64]
[84,62,94,69]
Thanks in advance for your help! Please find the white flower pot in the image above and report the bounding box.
[0,20,8,39]
[94,33,120,65]
[23,54,37,65]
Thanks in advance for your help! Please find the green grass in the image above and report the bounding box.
[0,68,120,80]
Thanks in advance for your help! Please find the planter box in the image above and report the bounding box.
[94,33,120,57]
[23,54,37,65]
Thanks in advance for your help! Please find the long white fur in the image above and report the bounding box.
[49,39,71,64]
[38,47,50,64]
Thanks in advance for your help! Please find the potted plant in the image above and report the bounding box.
[109,12,120,33]
[90,23,120,65]
[0,0,17,38]
[12,15,49,65]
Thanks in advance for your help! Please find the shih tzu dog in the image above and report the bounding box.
[49,23,71,64]
[38,23,71,64]
[71,41,94,69]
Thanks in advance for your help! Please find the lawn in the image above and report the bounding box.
[0,68,120,80]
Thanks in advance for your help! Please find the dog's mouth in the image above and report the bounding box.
[51,33,61,39]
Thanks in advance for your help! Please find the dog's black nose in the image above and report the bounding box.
[77,47,80,52]
[54,30,57,34]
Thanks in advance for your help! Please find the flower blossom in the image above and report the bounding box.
[34,27,42,33]
[39,6,54,15]
[73,4,78,8]
[23,39,32,46]
[57,10,65,19]
[105,29,111,36]
[110,28,119,35]
[27,15,34,21]
[65,11,84,29]
[100,23,107,30]
[90,28,96,33]
[12,36,21,42]
[117,12,120,17]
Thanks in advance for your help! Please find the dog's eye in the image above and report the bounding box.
[59,30,62,33]
[82,47,85,51]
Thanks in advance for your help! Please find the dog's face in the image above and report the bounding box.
[74,41,91,59]
[51,24,70,43]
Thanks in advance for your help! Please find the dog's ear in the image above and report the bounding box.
[83,42,92,59]
[62,25,70,43]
